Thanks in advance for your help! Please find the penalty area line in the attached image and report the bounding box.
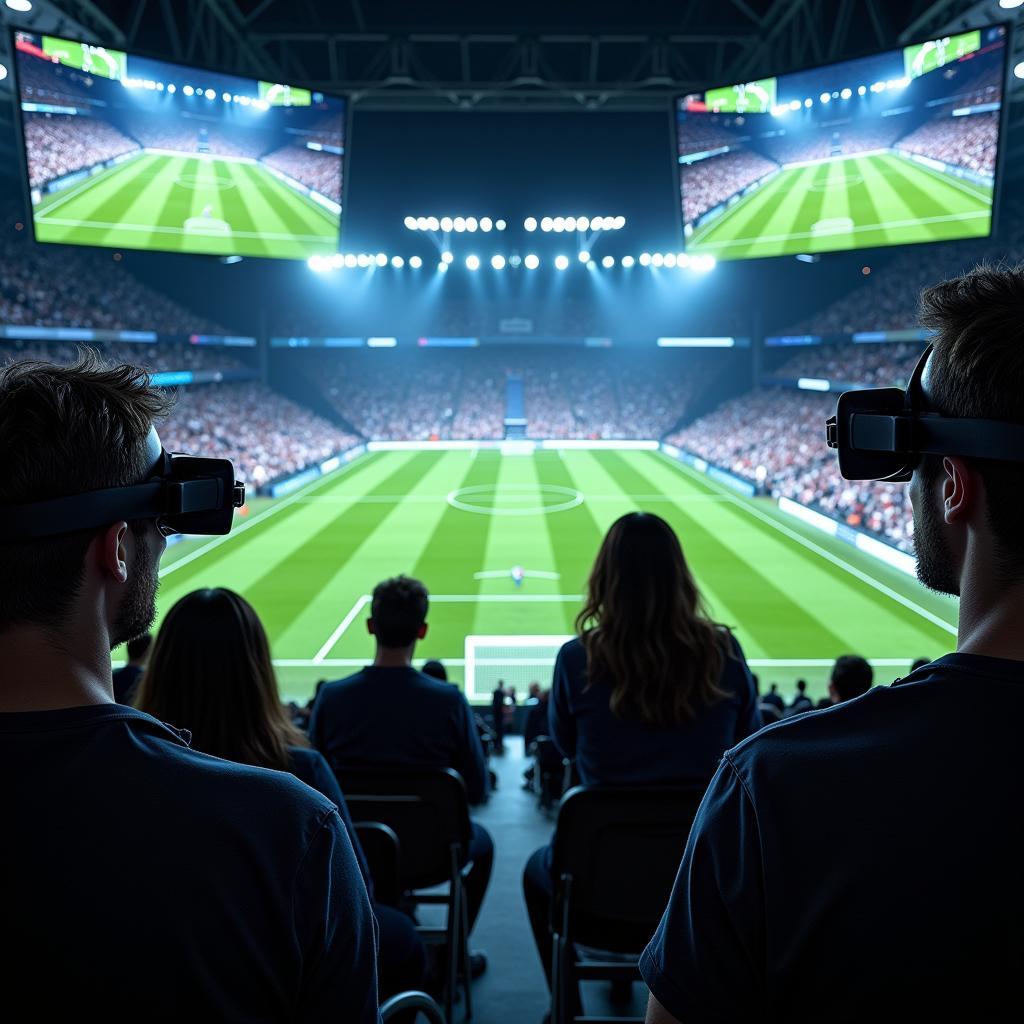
[313,594,371,664]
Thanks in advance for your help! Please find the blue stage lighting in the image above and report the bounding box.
[524,254,540,269]
[555,255,569,270]
[466,255,480,270]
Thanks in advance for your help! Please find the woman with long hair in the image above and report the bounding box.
[523,512,761,1005]
[135,588,426,1004]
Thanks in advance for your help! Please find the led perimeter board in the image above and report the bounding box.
[12,32,347,261]
[675,24,1008,262]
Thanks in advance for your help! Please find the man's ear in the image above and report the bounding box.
[418,623,429,640]
[942,456,978,525]
[96,522,129,583]
[366,617,376,636]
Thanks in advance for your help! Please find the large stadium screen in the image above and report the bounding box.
[12,32,346,261]
[676,24,1007,262]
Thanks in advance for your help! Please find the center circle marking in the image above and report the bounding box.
[446,483,584,516]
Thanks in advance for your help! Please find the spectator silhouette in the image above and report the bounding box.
[828,655,874,705]
[112,631,151,705]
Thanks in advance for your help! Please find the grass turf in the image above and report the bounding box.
[148,448,958,705]
[32,151,339,260]
[688,151,993,261]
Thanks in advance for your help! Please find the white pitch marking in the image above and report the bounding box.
[313,594,371,664]
[35,217,332,241]
[473,569,562,580]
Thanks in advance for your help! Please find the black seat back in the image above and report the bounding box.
[353,821,401,907]
[333,767,472,891]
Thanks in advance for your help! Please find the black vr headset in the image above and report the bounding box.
[0,427,245,540]
[826,344,1024,482]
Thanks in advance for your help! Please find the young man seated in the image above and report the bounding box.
[828,654,874,705]
[0,356,378,1021]
[310,575,494,968]
[642,266,1024,1022]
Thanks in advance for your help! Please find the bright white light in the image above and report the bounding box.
[1000,0,1024,9]
[205,88,216,100]
[453,217,466,233]
[591,217,604,231]
[255,100,269,111]
[307,255,326,272]
[621,255,635,268]
[438,261,448,273]
[496,220,506,230]
[819,91,831,103]
[6,1,34,11]
[391,256,404,268]
[480,217,493,232]
[344,253,357,268]
[167,83,176,93]
[0,65,7,83]
[183,85,195,96]
[524,254,540,270]
[427,217,439,231]
[441,251,454,264]
[524,217,538,231]
[1016,61,1024,80]
[375,253,387,267]
[871,81,887,93]
[553,217,566,233]
[639,252,651,266]
[601,255,614,268]
[330,253,344,269]
[404,216,417,230]
[578,251,591,263]
[541,217,553,232]
[491,254,506,270]
[466,217,478,232]
[614,216,626,230]
[417,216,429,230]
[789,99,801,111]
[565,216,577,232]
[357,254,371,268]
[771,106,788,117]
[239,95,251,106]
[157,82,165,91]
[410,255,423,269]
[555,255,569,270]
[222,91,231,102]
[804,97,813,107]
[466,255,480,270]
[440,216,454,232]
[577,216,590,232]
[664,253,677,268]
[692,254,717,273]
[677,253,690,268]
[840,87,852,100]
[652,252,665,267]
[858,85,867,96]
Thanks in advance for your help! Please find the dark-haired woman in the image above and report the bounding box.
[522,512,761,1007]
[135,588,427,1005]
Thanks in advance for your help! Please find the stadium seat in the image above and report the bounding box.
[354,820,402,909]
[381,989,447,1023]
[333,767,475,1024]
[529,736,574,812]
[548,785,706,1024]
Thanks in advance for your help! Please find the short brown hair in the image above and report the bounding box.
[919,264,1024,581]
[0,352,171,632]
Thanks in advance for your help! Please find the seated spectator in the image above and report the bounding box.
[910,657,932,673]
[524,512,760,1007]
[0,355,377,1019]
[642,265,1024,1021]
[421,658,448,681]
[310,576,494,970]
[761,682,785,712]
[786,677,813,716]
[828,654,874,704]
[135,588,426,1005]
[112,631,151,705]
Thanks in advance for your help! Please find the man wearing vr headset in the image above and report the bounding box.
[642,265,1024,1023]
[0,355,379,1020]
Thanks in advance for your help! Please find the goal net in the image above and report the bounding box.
[464,634,574,702]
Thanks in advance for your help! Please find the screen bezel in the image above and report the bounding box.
[8,27,351,263]
[670,21,1012,263]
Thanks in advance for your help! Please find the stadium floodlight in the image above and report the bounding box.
[601,255,615,268]
[541,217,553,232]
[330,253,344,269]
[871,81,886,93]
[858,85,867,95]
[404,216,417,230]
[480,217,493,232]
[416,216,430,230]
[576,216,590,232]
[509,254,522,268]
[1016,61,1024,80]
[344,253,358,268]
[438,261,448,273]
[6,0,33,11]
[204,88,216,100]
[553,216,566,232]
[677,253,689,267]
[621,254,635,268]
[410,255,423,269]
[524,217,538,231]
[239,95,251,106]
[591,216,604,231]
[1001,0,1024,9]
[357,254,371,267]
[440,216,454,232]
[652,252,665,267]
[222,91,231,102]
[307,255,326,272]
[454,217,467,232]
[376,252,387,267]
[0,65,7,83]
[441,251,454,264]
[427,217,440,231]
[466,217,478,232]
[491,254,506,270]
[664,253,677,268]
[391,256,404,268]
[614,216,626,230]
[639,252,651,266]
[466,255,480,270]
[555,255,569,270]
[804,97,813,107]
[578,251,590,263]
[183,85,195,96]
[693,254,717,273]
[524,253,540,270]
[819,91,831,103]
[167,83,176,93]
[840,88,852,100]
[496,220,507,230]
[789,99,801,111]
[565,216,577,232]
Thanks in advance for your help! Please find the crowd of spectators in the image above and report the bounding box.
[767,340,925,387]
[160,381,360,488]
[895,112,998,177]
[0,202,230,334]
[682,150,779,224]
[262,144,342,203]
[677,118,744,157]
[24,113,140,189]
[0,338,253,374]
[759,118,911,166]
[115,116,270,159]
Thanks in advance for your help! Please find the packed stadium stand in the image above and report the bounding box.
[262,144,342,202]
[895,110,998,176]
[681,150,779,223]
[24,113,141,189]
[766,340,925,385]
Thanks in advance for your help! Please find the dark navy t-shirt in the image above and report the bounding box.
[641,654,1024,1022]
[549,633,761,786]
[309,665,488,805]
[0,703,379,1022]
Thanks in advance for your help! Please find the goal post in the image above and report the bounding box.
[464,634,575,702]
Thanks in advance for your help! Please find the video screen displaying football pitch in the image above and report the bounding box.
[151,448,957,705]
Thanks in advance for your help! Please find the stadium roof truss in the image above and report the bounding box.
[0,1,1021,142]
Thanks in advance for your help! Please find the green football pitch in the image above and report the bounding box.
[148,448,959,705]
[32,151,339,260]
[688,152,993,261]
